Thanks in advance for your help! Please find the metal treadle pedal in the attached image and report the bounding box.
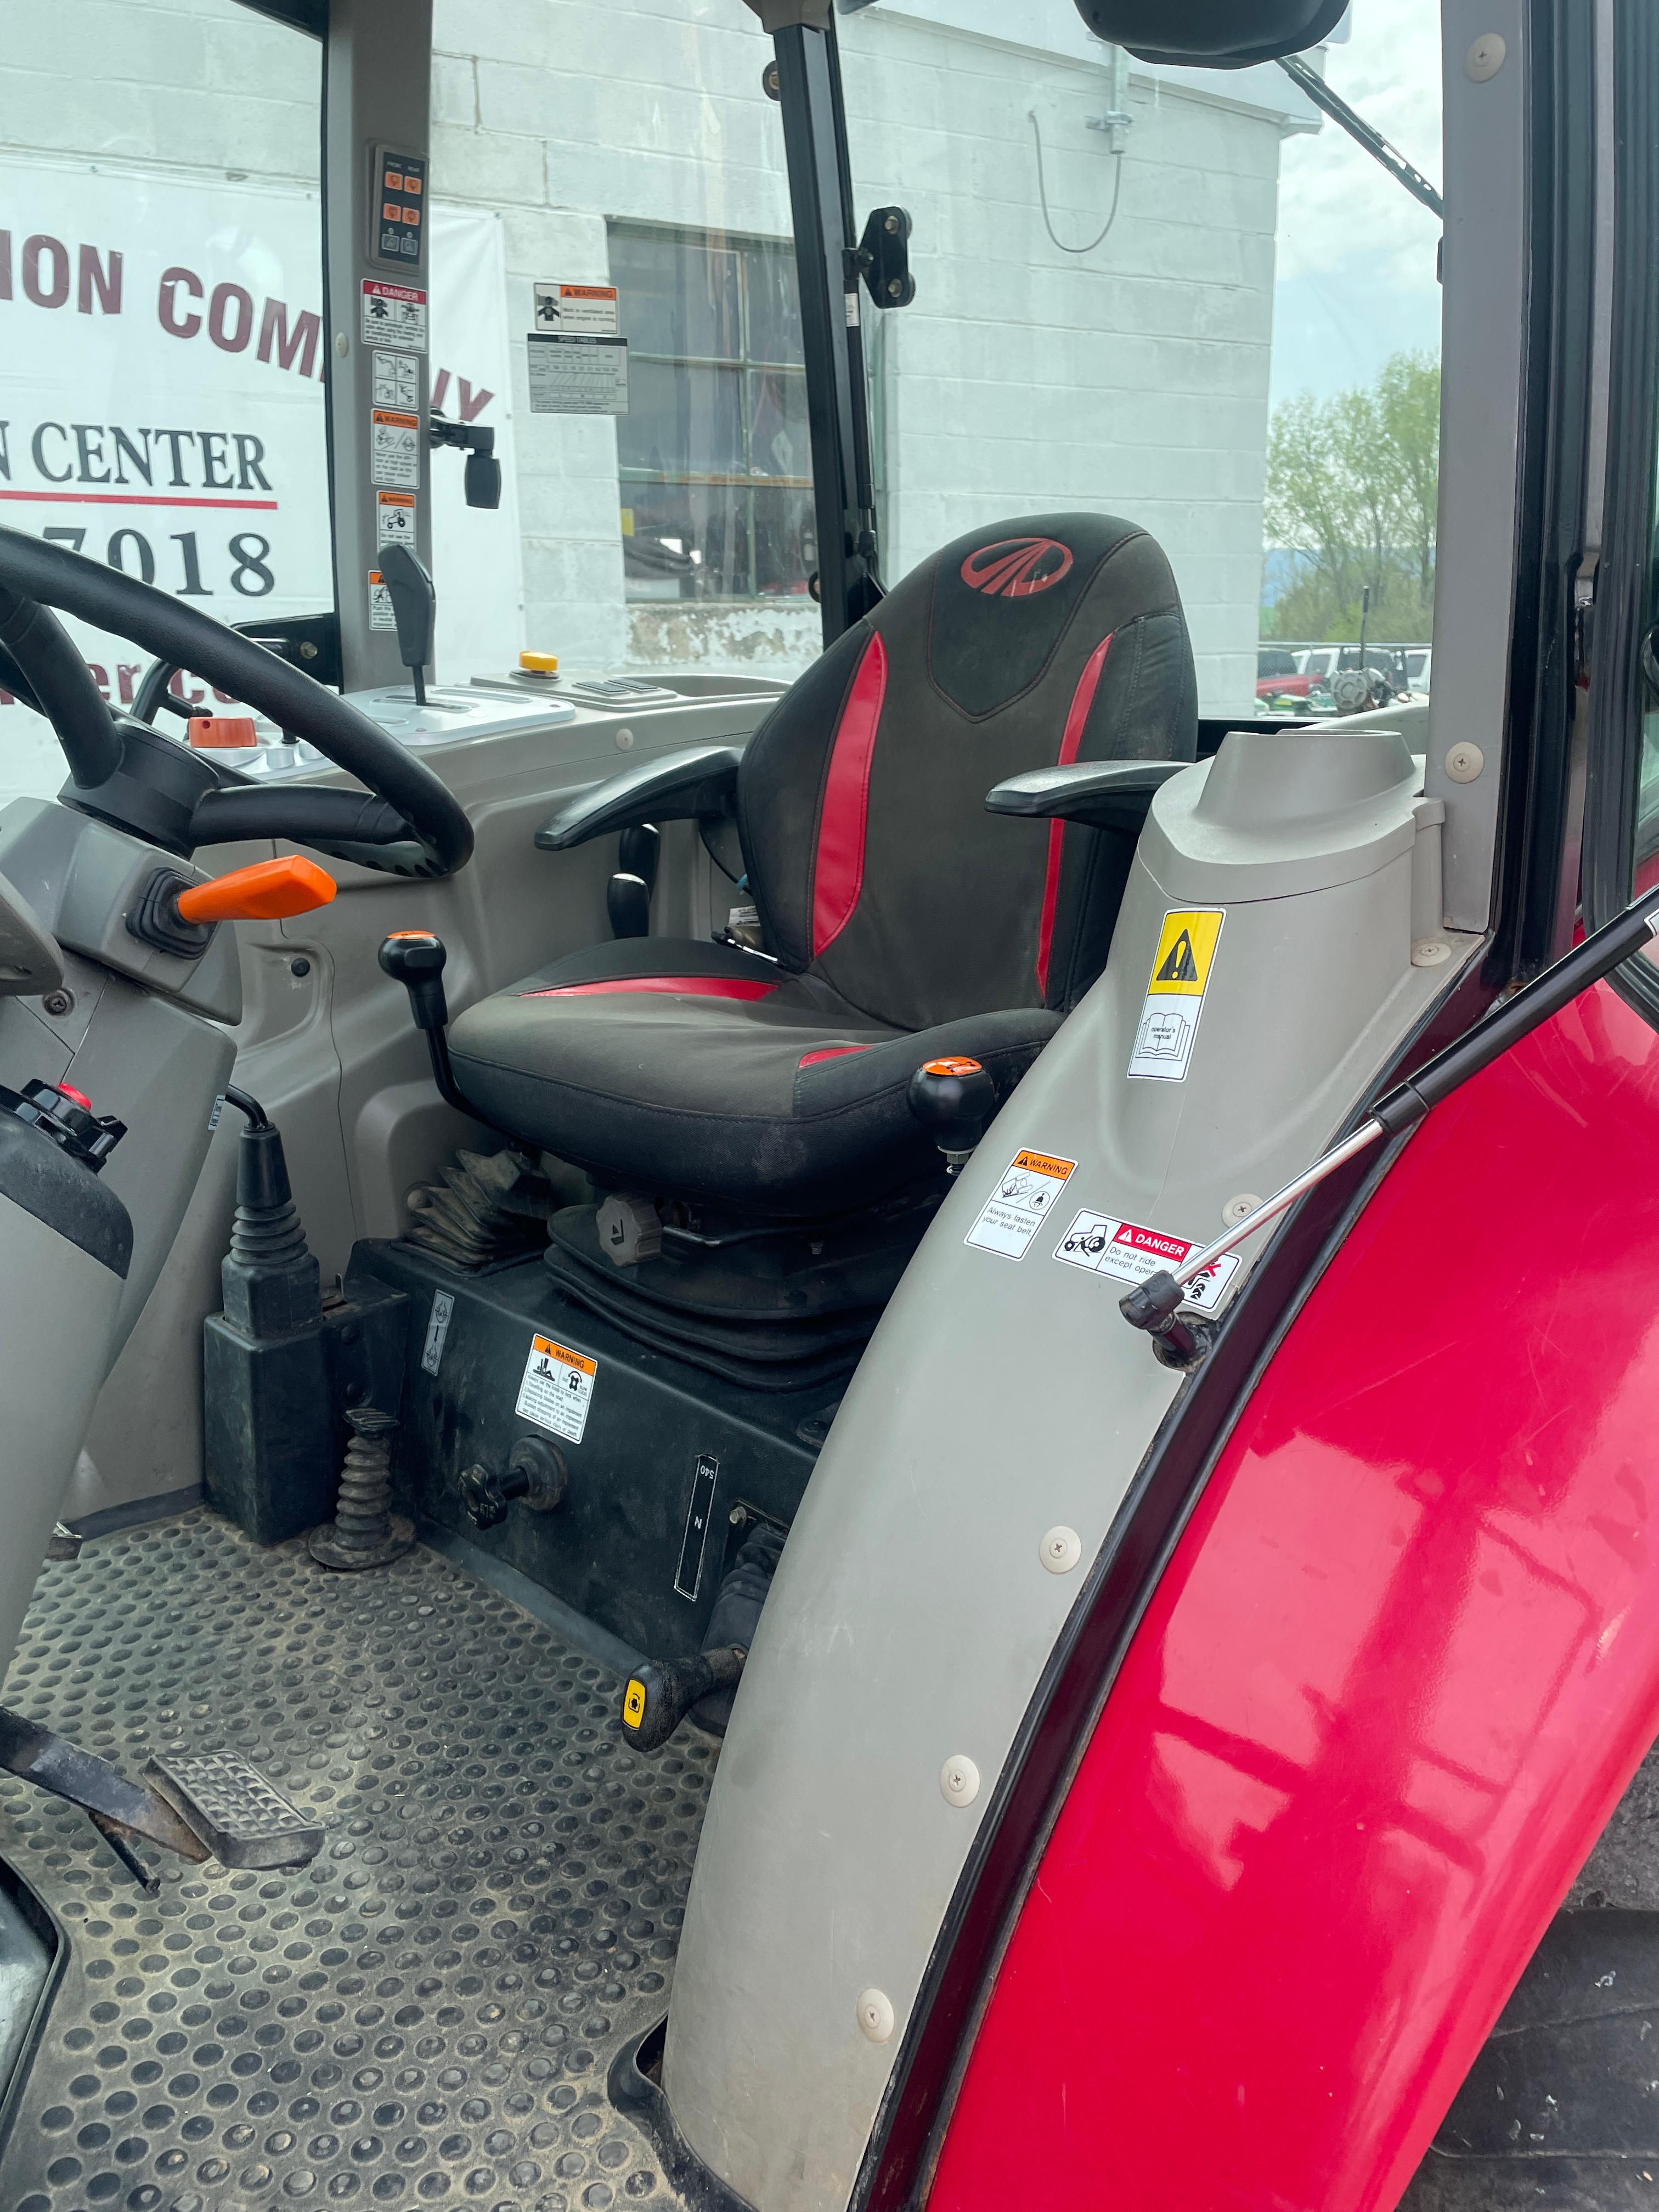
[142,1749,325,1869]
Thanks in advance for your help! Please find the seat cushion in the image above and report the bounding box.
[448,936,1059,1214]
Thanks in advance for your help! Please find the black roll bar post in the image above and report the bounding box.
[753,0,884,647]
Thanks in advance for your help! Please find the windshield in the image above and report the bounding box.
[1,0,1444,792]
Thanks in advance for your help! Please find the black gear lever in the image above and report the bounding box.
[379,930,475,1118]
[907,1054,996,1173]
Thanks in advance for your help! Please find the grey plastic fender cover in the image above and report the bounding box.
[660,729,1476,2211]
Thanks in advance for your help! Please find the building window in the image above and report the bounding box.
[610,222,816,603]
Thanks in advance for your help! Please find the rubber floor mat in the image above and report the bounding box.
[0,1509,718,2210]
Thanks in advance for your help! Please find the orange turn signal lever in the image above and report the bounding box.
[129,855,336,961]
[173,856,336,926]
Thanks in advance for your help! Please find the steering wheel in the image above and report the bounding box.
[0,524,472,878]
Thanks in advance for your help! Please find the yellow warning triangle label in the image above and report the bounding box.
[1145,909,1223,997]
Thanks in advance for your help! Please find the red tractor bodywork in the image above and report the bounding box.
[932,974,1659,2209]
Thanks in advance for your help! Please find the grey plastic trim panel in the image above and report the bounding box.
[63,1484,205,1541]
[1427,0,1529,930]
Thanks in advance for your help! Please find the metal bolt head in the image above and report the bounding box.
[856,1988,895,2044]
[1040,1526,1082,1575]
[1466,32,1506,80]
[41,988,74,1017]
[1222,1193,1261,1228]
[290,956,312,978]
[1444,741,1485,784]
[940,1755,980,1808]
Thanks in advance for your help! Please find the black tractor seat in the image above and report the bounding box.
[449,509,1198,1222]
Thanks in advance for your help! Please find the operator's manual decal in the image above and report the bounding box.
[965,1148,1076,1261]
[516,1333,598,1443]
[1128,908,1224,1082]
[1054,1211,1241,1312]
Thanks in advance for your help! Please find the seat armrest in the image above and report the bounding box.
[534,744,742,852]
[985,758,1189,834]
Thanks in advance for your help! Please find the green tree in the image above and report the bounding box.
[1263,350,1440,641]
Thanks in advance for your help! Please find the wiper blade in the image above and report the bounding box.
[1278,52,1445,221]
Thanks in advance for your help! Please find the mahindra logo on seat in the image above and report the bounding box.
[960,537,1074,598]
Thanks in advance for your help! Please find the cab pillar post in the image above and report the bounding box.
[752,0,882,646]
[321,0,435,691]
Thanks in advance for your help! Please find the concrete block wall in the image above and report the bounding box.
[6,0,1294,709]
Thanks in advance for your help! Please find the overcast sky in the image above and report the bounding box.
[1269,0,1444,407]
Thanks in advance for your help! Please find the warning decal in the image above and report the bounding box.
[1054,1210,1241,1312]
[376,489,416,549]
[965,1148,1077,1262]
[370,407,421,489]
[515,1333,599,1444]
[1128,907,1224,1082]
[367,570,396,631]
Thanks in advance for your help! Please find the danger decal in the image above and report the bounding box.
[1054,1210,1240,1312]
[1127,907,1224,1082]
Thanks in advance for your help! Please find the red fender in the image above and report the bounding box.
[930,976,1659,2210]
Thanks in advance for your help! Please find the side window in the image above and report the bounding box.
[610,225,815,606]
[1639,608,1659,891]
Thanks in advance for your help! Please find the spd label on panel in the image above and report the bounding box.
[515,1333,598,1443]
[965,1148,1077,1261]
[1054,1210,1241,1311]
[1127,907,1224,1083]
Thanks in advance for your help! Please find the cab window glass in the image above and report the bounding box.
[0,0,328,806]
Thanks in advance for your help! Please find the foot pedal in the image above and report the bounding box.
[144,1751,325,1870]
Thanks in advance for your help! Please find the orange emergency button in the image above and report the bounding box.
[174,856,337,925]
[187,716,258,749]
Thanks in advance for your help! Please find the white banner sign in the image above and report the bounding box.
[0,158,521,809]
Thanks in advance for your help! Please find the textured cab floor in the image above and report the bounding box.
[0,1510,716,2212]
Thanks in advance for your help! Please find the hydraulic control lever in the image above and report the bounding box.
[379,930,477,1119]
[907,1054,996,1172]
[378,543,437,706]
[620,1647,747,1754]
[1121,880,1659,1368]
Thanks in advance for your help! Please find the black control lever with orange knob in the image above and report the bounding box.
[907,1054,996,1173]
[379,930,478,1119]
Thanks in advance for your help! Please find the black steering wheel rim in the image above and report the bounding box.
[0,525,473,879]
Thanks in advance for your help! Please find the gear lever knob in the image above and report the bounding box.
[907,1054,996,1173]
[379,930,449,1031]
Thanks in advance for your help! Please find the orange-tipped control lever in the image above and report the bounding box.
[174,856,337,925]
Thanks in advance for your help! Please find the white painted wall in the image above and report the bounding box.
[3,0,1313,713]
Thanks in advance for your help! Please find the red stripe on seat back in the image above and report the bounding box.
[811,631,888,958]
[1035,635,1113,998]
[523,975,777,1000]
[798,1044,871,1069]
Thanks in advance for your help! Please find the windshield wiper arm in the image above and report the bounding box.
[1277,53,1445,221]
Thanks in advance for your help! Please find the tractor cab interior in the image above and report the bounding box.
[1,0,1651,2205]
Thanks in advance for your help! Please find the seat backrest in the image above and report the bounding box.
[735,512,1197,1031]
